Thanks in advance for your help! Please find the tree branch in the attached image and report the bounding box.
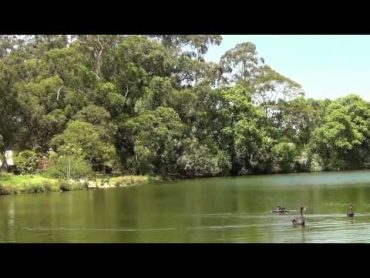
[56,86,63,101]
[124,84,130,100]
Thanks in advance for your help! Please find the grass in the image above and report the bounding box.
[0,173,60,195]
[0,172,152,196]
[0,173,58,187]
[109,175,149,187]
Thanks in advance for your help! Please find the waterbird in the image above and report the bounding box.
[292,206,305,226]
[347,203,354,217]
[272,206,289,214]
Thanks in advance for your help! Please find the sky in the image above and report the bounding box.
[205,35,370,101]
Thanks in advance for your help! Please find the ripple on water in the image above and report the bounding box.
[22,227,177,232]
[186,211,370,243]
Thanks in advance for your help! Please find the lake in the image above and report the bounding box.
[1,170,370,243]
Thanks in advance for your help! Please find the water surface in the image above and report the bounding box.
[1,170,370,243]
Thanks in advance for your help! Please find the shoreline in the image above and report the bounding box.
[2,168,370,197]
[0,174,151,196]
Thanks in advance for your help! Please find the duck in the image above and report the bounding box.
[347,203,354,217]
[272,206,289,214]
[292,206,305,226]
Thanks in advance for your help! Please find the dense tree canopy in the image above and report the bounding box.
[1,35,370,177]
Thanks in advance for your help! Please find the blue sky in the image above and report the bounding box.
[205,35,370,101]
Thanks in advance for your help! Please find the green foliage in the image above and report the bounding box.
[23,183,46,194]
[309,153,325,172]
[0,152,3,167]
[310,95,370,170]
[46,155,92,180]
[74,104,111,126]
[123,107,185,175]
[177,138,231,177]
[2,35,370,177]
[42,180,55,192]
[51,120,116,170]
[59,180,72,192]
[14,150,39,174]
[112,175,149,187]
[0,185,13,195]
[272,142,298,173]
[59,180,84,192]
[0,135,4,152]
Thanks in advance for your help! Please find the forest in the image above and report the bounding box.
[1,35,370,179]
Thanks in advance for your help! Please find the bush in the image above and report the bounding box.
[59,180,71,192]
[309,153,324,172]
[177,143,230,177]
[78,180,89,190]
[42,181,52,192]
[69,181,85,190]
[46,155,92,180]
[0,152,4,168]
[148,176,163,184]
[14,150,39,174]
[0,172,13,178]
[0,135,3,152]
[0,185,13,195]
[113,176,149,187]
[295,150,310,172]
[29,184,45,193]
[59,180,83,192]
[21,183,45,194]
[272,142,298,173]
[41,180,57,192]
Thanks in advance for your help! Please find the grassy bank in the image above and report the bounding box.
[109,175,150,187]
[0,173,150,196]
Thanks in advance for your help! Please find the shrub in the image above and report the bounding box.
[46,155,92,180]
[272,142,298,173]
[295,150,310,172]
[59,180,71,192]
[177,143,230,177]
[78,180,89,190]
[42,180,56,192]
[148,176,163,184]
[14,150,39,174]
[0,185,13,195]
[0,172,13,178]
[70,181,82,191]
[59,180,83,191]
[30,184,45,193]
[23,183,45,194]
[309,153,325,172]
[113,176,149,187]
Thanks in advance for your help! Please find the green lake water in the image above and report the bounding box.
[1,170,370,243]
